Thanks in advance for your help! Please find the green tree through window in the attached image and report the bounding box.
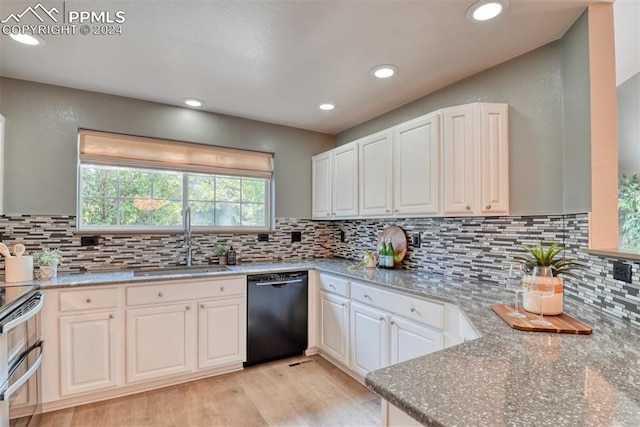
[80,165,268,230]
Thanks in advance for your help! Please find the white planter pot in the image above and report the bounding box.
[523,275,563,315]
[36,265,58,280]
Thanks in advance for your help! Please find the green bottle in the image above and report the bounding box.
[387,238,395,269]
[379,241,387,269]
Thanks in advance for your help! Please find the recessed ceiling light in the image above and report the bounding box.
[317,102,336,111]
[9,32,45,46]
[466,0,508,22]
[182,98,204,107]
[370,65,398,79]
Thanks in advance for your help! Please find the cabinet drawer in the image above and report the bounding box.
[318,273,349,297]
[59,287,118,312]
[127,277,245,306]
[351,281,444,330]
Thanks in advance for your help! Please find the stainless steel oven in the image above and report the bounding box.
[0,288,43,427]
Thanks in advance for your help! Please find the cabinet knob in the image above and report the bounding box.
[329,284,335,289]
[410,307,417,313]
[109,314,115,319]
[390,321,395,326]
[465,206,471,210]
[342,303,346,307]
[86,298,91,304]
[385,209,390,213]
[158,292,163,297]
[364,294,371,300]
[186,306,191,310]
[379,317,385,321]
[220,286,225,292]
[201,304,205,309]
[486,204,491,210]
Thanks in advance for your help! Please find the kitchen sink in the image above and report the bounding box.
[133,265,230,277]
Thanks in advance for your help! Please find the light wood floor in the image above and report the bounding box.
[40,355,381,427]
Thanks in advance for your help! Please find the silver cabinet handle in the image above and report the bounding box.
[486,204,491,210]
[86,298,91,304]
[220,286,225,292]
[158,292,163,297]
[364,294,371,300]
[186,306,191,311]
[109,314,115,319]
[385,209,390,213]
[410,307,417,313]
[329,284,335,289]
[465,206,471,210]
[201,304,205,309]
[379,317,385,321]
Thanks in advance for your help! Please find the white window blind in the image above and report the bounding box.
[79,130,273,178]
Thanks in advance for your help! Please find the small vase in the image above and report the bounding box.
[523,275,563,315]
[218,255,228,265]
[36,265,58,280]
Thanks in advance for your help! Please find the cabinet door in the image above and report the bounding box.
[318,291,350,366]
[442,105,475,215]
[479,104,509,215]
[390,316,444,364]
[332,143,358,217]
[359,130,393,216]
[350,302,388,377]
[59,311,119,396]
[312,152,332,219]
[198,297,246,370]
[394,113,440,215]
[126,303,196,383]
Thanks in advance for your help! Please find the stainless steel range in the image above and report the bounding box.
[0,285,43,427]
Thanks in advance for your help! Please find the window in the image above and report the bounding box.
[78,131,273,231]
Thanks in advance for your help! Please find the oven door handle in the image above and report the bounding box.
[0,341,43,401]
[0,294,44,334]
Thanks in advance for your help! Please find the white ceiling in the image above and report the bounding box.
[0,0,609,134]
[614,0,640,86]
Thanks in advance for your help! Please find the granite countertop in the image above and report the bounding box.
[3,259,640,426]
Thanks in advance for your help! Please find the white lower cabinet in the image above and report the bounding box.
[59,311,119,396]
[125,303,196,384]
[390,316,444,364]
[198,297,246,370]
[318,291,350,365]
[350,302,388,377]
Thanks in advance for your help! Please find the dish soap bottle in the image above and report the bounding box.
[386,238,395,269]
[227,246,237,265]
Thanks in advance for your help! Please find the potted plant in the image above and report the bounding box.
[213,244,230,265]
[33,249,62,280]
[514,242,585,315]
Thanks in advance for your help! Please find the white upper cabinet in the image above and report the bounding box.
[479,103,509,215]
[442,104,475,215]
[393,113,440,216]
[442,103,509,216]
[359,130,393,216]
[332,142,359,217]
[312,152,332,219]
[310,102,509,219]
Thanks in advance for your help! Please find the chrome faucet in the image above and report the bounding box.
[183,206,193,267]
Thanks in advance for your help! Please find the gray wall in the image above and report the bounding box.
[618,71,640,177]
[336,12,592,216]
[561,12,592,214]
[0,77,335,218]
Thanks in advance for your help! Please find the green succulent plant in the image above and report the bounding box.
[513,242,585,278]
[213,244,230,256]
[33,249,62,267]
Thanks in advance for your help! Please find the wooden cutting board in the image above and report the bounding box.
[377,225,408,267]
[492,304,592,335]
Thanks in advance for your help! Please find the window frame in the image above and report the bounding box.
[76,131,274,233]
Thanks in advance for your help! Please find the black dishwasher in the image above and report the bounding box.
[245,271,308,367]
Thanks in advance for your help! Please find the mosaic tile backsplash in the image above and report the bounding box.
[0,216,335,273]
[1,213,638,326]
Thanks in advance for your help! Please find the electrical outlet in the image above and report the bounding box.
[412,234,421,248]
[80,236,100,246]
[339,230,345,243]
[257,233,269,242]
[291,231,302,242]
[613,261,632,283]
